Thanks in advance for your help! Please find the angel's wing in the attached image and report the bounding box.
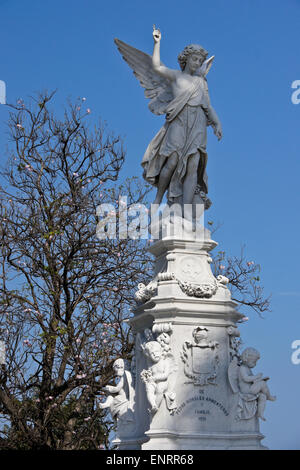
[228,356,240,394]
[165,352,178,373]
[196,56,215,77]
[114,38,173,115]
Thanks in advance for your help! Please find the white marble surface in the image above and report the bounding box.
[111,232,274,450]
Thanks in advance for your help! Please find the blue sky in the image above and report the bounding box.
[0,0,300,449]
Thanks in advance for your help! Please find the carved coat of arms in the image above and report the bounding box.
[181,327,219,386]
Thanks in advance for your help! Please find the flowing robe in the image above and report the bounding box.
[141,75,212,201]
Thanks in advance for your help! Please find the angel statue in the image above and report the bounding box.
[99,358,135,425]
[115,26,222,216]
[137,323,177,415]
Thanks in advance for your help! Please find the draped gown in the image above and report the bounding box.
[141,75,212,202]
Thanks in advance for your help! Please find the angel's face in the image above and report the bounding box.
[147,343,162,363]
[245,354,258,368]
[113,360,124,376]
[186,54,203,74]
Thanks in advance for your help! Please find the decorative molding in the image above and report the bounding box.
[157,272,175,281]
[134,281,157,304]
[177,279,217,298]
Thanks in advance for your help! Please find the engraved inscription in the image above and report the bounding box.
[195,409,210,422]
[176,394,229,417]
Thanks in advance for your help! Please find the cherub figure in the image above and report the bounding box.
[99,358,135,423]
[141,340,177,414]
[115,26,222,215]
[228,347,276,421]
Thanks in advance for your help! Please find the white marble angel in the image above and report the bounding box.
[141,340,177,415]
[115,26,222,210]
[138,324,177,415]
[228,348,276,421]
[99,358,135,423]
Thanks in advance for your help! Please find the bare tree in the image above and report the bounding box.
[0,91,151,449]
[209,223,270,315]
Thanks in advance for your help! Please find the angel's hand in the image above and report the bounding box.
[253,373,263,382]
[213,122,223,141]
[153,25,161,43]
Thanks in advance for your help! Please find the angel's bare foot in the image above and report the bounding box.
[99,395,113,409]
[149,405,158,414]
[268,395,276,401]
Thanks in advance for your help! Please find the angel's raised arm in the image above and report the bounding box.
[152,27,177,82]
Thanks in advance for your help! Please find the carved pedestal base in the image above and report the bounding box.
[111,231,274,450]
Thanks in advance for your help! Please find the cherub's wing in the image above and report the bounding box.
[124,370,135,405]
[228,356,239,394]
[114,38,173,115]
[166,352,178,373]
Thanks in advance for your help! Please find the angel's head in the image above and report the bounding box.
[143,341,162,363]
[113,358,125,376]
[178,44,208,73]
[241,347,260,368]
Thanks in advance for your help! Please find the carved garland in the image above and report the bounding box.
[135,273,219,303]
[177,278,218,298]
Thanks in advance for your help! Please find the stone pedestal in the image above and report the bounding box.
[112,230,270,450]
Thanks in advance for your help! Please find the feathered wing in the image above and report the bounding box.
[228,356,240,394]
[114,38,173,115]
[166,352,178,373]
[196,55,215,77]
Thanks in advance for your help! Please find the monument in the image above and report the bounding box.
[100,27,275,450]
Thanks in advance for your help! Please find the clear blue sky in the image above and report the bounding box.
[0,0,300,449]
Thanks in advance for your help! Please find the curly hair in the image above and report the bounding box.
[178,44,208,71]
[144,341,162,357]
[113,358,124,368]
[241,347,260,363]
